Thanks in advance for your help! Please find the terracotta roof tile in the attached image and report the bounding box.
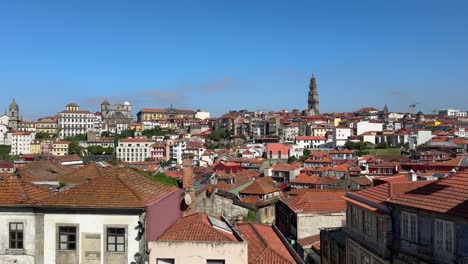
[240,178,278,195]
[237,223,296,264]
[17,160,78,182]
[284,190,346,213]
[0,176,51,206]
[37,167,177,209]
[297,234,320,248]
[389,172,468,218]
[159,213,239,242]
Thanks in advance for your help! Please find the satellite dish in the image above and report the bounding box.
[184,193,192,206]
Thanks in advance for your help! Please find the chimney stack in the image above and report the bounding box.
[408,169,417,182]
[182,153,195,190]
[182,153,195,215]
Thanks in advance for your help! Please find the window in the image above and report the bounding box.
[401,212,418,242]
[361,252,371,264]
[9,223,23,249]
[207,260,225,264]
[59,226,77,250]
[351,206,359,229]
[157,259,174,264]
[348,244,357,264]
[107,227,125,252]
[363,211,371,235]
[377,217,386,243]
[435,219,454,253]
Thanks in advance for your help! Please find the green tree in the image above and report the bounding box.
[101,131,112,137]
[376,142,389,149]
[142,127,169,138]
[69,141,83,155]
[287,156,298,163]
[300,148,311,162]
[35,132,51,140]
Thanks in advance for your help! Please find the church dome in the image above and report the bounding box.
[101,99,110,105]
[124,101,131,106]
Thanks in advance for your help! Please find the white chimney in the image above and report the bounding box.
[408,169,417,182]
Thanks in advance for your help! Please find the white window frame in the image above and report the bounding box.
[401,211,418,243]
[434,219,454,254]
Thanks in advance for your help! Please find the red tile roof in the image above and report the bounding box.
[17,160,78,182]
[351,181,432,206]
[291,174,322,184]
[240,178,278,195]
[297,234,320,248]
[284,190,346,214]
[237,223,296,264]
[389,172,468,218]
[37,167,177,209]
[159,213,239,242]
[295,136,326,141]
[119,137,154,143]
[0,176,50,206]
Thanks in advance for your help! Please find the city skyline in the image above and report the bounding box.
[1,0,468,119]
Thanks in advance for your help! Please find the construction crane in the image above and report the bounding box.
[409,102,420,115]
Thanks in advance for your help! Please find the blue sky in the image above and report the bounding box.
[0,0,467,119]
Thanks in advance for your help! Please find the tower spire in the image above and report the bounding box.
[307,74,319,115]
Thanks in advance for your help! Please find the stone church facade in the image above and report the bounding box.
[100,100,133,129]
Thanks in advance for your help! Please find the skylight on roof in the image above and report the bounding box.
[208,216,232,234]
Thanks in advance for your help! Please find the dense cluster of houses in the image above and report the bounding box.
[1,95,468,263]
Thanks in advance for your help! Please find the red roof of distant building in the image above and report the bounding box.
[240,178,278,195]
[119,137,154,143]
[159,213,239,242]
[284,190,346,214]
[237,223,296,264]
[295,136,326,141]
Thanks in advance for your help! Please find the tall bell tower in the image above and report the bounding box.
[307,75,320,116]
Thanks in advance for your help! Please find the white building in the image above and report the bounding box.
[116,137,154,163]
[58,103,97,139]
[410,130,433,148]
[0,124,9,145]
[0,114,9,126]
[333,127,351,148]
[9,131,35,155]
[295,136,327,149]
[439,109,467,117]
[170,140,187,164]
[195,111,210,120]
[0,166,183,264]
[356,121,383,136]
[283,124,300,142]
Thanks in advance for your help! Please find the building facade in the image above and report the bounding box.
[116,138,154,162]
[58,103,97,139]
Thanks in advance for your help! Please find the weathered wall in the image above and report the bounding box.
[297,213,345,240]
[43,213,140,264]
[148,241,248,264]
[0,211,36,264]
[196,193,249,222]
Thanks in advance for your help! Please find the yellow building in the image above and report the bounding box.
[36,117,58,135]
[426,120,441,127]
[29,141,41,155]
[51,141,71,156]
[137,107,196,121]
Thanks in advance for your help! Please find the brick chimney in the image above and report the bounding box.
[182,153,195,215]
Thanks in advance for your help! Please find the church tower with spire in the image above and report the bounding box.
[8,99,19,130]
[307,75,320,116]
